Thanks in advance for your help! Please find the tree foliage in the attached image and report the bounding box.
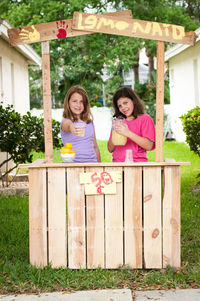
[1,0,199,107]
[0,102,62,180]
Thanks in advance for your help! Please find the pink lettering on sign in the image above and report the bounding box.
[97,185,104,194]
[101,171,113,185]
[91,172,101,187]
[91,171,114,194]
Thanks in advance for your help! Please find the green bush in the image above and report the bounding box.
[0,102,62,179]
[180,106,200,158]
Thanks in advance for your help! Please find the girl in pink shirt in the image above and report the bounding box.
[107,87,155,162]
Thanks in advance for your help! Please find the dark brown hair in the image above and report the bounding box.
[112,86,145,119]
[63,85,93,123]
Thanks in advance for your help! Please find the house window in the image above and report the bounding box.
[0,57,3,101]
[193,59,200,106]
[11,62,15,106]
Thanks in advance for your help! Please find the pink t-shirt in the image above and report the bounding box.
[110,114,155,162]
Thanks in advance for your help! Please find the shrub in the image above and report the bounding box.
[0,102,62,180]
[180,106,200,184]
[180,106,200,158]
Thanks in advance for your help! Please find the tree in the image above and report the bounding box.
[180,0,200,22]
[0,103,62,184]
[1,0,199,107]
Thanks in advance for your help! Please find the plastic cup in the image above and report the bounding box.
[125,149,133,162]
[75,123,86,137]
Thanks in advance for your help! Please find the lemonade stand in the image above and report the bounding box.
[8,11,197,269]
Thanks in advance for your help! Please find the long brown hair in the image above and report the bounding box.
[113,86,145,119]
[63,85,93,123]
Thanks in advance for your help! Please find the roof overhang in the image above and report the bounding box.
[165,27,200,62]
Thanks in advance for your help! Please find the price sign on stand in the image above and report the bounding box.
[80,171,122,195]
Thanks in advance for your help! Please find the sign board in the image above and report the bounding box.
[8,10,132,45]
[72,12,197,45]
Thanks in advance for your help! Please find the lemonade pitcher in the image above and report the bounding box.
[111,117,127,146]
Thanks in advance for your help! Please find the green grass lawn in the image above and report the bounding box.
[0,141,199,294]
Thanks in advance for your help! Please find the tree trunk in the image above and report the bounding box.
[148,54,154,82]
[145,48,154,82]
[133,53,139,85]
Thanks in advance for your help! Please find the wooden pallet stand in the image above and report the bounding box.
[29,161,189,269]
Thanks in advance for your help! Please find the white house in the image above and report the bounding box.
[164,27,200,142]
[0,19,41,114]
[123,48,149,87]
[0,19,41,172]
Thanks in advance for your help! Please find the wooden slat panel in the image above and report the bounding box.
[124,167,142,268]
[29,168,47,267]
[72,12,197,45]
[67,167,86,268]
[143,167,162,268]
[163,166,181,267]
[105,167,123,268]
[86,167,105,269]
[8,11,132,45]
[48,168,66,268]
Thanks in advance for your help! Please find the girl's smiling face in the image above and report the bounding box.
[69,92,84,120]
[117,97,134,120]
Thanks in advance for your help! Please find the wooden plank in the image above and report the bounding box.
[72,12,197,45]
[29,168,47,267]
[143,167,162,268]
[86,167,105,269]
[8,11,132,45]
[124,167,142,268]
[47,168,66,268]
[26,161,191,168]
[105,167,123,268]
[42,41,53,163]
[163,166,181,267]
[67,167,86,268]
[155,41,165,162]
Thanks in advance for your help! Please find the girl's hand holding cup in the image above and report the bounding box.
[69,122,86,137]
[113,119,128,136]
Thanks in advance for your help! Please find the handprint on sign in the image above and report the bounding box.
[53,20,68,39]
[19,25,40,43]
